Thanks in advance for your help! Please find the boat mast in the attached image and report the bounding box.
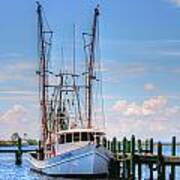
[87,6,99,128]
[37,2,53,147]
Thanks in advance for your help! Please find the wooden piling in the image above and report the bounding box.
[15,137,22,165]
[102,137,107,148]
[149,138,154,180]
[126,140,131,178]
[118,141,121,153]
[145,139,149,153]
[38,140,45,160]
[127,141,131,153]
[157,142,162,180]
[137,139,142,153]
[112,137,117,153]
[131,135,136,180]
[150,138,153,154]
[137,159,142,180]
[157,142,165,180]
[107,140,111,151]
[109,158,120,179]
[122,137,127,179]
[137,139,142,180]
[170,136,176,180]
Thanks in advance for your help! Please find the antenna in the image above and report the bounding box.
[73,24,76,75]
[61,47,64,72]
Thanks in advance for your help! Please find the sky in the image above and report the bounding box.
[1,0,180,141]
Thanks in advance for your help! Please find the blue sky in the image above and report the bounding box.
[1,0,180,140]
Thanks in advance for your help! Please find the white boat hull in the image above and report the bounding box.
[28,144,112,177]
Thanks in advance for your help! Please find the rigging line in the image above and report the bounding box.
[73,24,76,76]
[72,24,77,118]
[46,32,53,64]
[72,25,83,127]
[61,47,65,73]
[78,88,86,125]
[37,3,42,103]
[75,89,83,127]
[96,13,106,129]
[82,34,89,121]
[41,5,52,32]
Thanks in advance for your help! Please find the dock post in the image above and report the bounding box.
[127,140,131,178]
[137,139,142,180]
[122,137,127,179]
[170,136,176,180]
[15,137,22,165]
[149,138,154,180]
[102,137,107,148]
[157,142,161,180]
[137,139,142,153]
[112,137,117,153]
[131,135,135,180]
[109,158,120,179]
[109,138,119,179]
[145,139,149,153]
[127,140,131,153]
[126,139,131,178]
[38,140,45,160]
[150,138,154,154]
[162,159,165,180]
[157,142,165,180]
[118,141,121,153]
[107,140,110,151]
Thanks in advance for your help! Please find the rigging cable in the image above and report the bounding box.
[96,13,106,129]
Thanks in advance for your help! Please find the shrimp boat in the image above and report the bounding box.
[28,2,112,177]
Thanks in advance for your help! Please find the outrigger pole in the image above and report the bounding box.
[87,6,100,128]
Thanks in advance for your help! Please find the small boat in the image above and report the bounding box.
[28,2,112,177]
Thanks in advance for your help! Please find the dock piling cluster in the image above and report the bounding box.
[106,135,179,179]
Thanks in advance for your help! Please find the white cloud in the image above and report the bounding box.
[0,104,40,140]
[170,0,180,7]
[0,90,38,103]
[144,83,156,91]
[0,105,26,122]
[112,96,167,116]
[0,60,36,81]
[0,90,37,95]
[106,103,180,140]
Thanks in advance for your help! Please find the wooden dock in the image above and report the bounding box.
[0,138,38,165]
[105,135,180,179]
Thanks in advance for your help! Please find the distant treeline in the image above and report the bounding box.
[0,139,38,146]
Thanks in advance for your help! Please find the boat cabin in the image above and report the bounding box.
[57,129,105,144]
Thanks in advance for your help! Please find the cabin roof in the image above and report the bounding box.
[56,128,105,135]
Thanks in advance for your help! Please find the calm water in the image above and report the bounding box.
[0,146,106,180]
[0,145,180,179]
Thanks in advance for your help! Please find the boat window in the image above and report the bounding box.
[74,132,80,142]
[89,133,94,141]
[81,132,88,141]
[59,134,65,144]
[66,133,72,143]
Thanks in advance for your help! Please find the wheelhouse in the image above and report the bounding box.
[57,129,105,144]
